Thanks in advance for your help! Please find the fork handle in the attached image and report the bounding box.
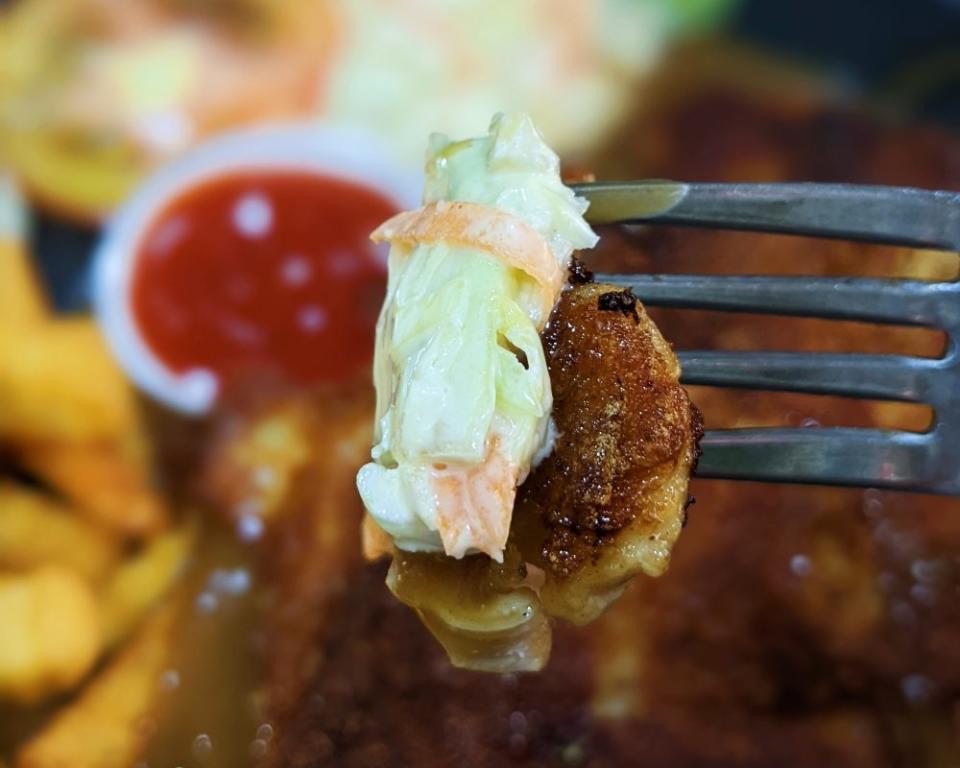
[570,181,960,252]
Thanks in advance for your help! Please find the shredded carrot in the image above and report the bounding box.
[372,201,561,325]
[430,437,517,561]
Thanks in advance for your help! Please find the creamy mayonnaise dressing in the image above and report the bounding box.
[356,113,596,560]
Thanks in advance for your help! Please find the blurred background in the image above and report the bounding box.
[0,0,956,309]
[2,2,960,767]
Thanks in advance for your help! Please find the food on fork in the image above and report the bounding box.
[357,113,700,670]
[357,112,598,562]
[513,280,702,624]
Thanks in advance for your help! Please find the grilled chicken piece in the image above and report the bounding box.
[513,280,701,624]
[386,280,700,670]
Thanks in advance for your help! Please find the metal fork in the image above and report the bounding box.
[569,181,960,495]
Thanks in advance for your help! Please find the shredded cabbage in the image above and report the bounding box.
[357,113,597,560]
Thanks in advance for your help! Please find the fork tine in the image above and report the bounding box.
[573,180,960,495]
[696,428,935,490]
[572,181,960,252]
[678,351,948,405]
[595,273,960,329]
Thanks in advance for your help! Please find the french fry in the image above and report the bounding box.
[0,566,101,704]
[17,439,168,538]
[0,174,46,326]
[0,318,137,444]
[98,523,196,649]
[16,602,178,768]
[0,482,119,581]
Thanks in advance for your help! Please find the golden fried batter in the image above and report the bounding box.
[513,280,701,623]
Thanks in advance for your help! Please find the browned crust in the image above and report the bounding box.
[515,282,700,582]
[567,255,595,285]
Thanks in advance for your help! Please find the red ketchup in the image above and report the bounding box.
[131,171,396,387]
